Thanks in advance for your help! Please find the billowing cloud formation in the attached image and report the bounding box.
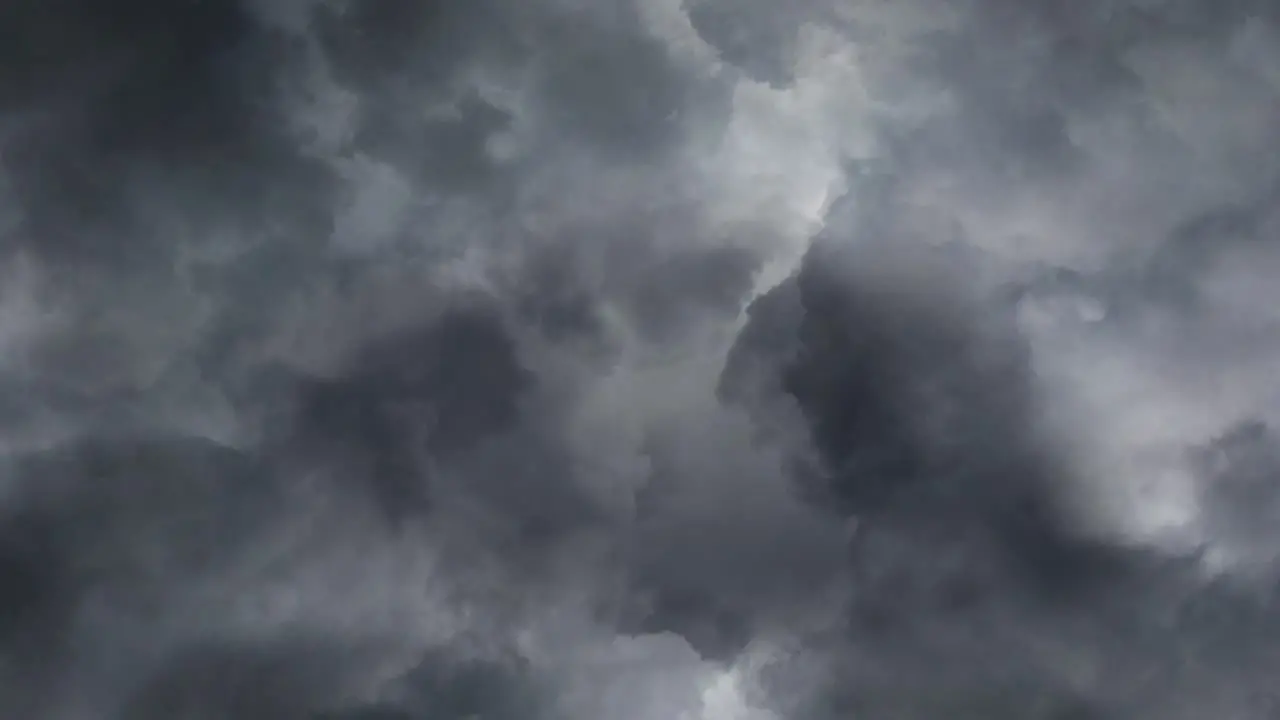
[1,0,1279,718]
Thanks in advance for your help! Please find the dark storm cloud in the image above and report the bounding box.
[773,241,1129,600]
[1,0,333,268]
[308,0,520,195]
[0,435,280,717]
[116,640,363,719]
[0,494,75,718]
[684,0,812,88]
[719,0,1279,715]
[1,0,1279,718]
[286,305,533,522]
[710,239,1142,716]
[1191,420,1280,570]
[113,636,521,720]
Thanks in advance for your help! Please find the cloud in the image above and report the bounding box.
[1,0,1279,718]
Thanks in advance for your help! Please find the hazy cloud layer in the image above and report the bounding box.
[1,0,1278,718]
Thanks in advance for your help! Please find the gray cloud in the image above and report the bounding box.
[1,0,1278,718]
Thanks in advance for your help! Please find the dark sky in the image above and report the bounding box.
[1,0,1279,718]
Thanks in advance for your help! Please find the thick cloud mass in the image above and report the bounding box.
[2,0,1279,718]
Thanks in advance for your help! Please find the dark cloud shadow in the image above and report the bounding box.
[286,306,533,524]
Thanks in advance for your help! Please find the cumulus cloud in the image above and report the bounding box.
[1,0,1278,718]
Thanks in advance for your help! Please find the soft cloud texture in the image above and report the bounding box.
[1,0,1278,718]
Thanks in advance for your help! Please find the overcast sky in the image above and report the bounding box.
[1,0,1279,718]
